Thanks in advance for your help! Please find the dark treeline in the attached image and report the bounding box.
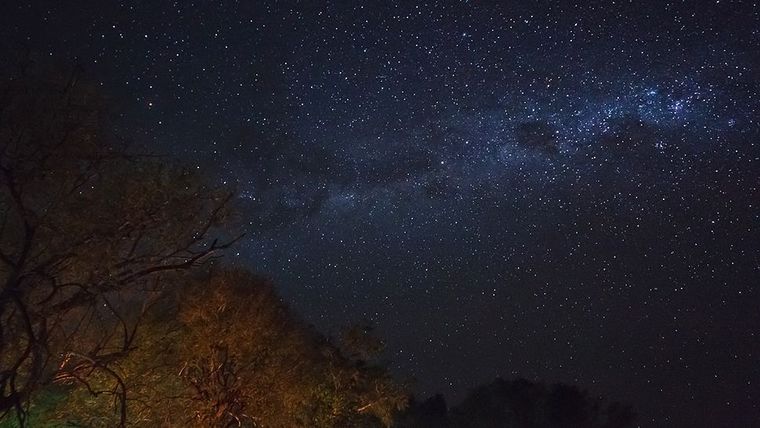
[0,66,634,427]
[398,379,635,428]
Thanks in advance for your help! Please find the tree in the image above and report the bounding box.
[394,394,448,428]
[178,271,407,427]
[40,269,407,427]
[397,377,636,428]
[0,65,238,425]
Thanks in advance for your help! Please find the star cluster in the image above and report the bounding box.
[2,1,759,425]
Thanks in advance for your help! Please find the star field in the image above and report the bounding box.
[2,1,759,426]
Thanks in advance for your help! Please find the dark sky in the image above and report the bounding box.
[3,1,759,426]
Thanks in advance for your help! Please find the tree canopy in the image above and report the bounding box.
[37,269,407,427]
[0,66,237,424]
[397,378,636,428]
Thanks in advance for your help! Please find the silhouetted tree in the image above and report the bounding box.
[399,378,635,428]
[0,66,238,426]
[396,394,449,428]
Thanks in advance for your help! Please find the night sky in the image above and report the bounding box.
[2,1,759,426]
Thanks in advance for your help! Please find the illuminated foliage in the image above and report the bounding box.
[41,270,407,427]
[0,67,236,425]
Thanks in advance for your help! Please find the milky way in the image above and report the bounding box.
[3,1,759,425]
